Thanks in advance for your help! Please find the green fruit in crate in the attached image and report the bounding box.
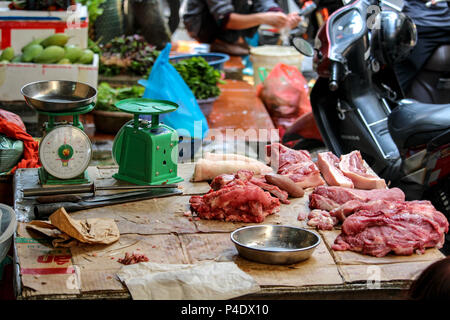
[41,34,69,48]
[57,58,71,64]
[0,47,14,61]
[64,45,83,63]
[33,46,65,63]
[22,44,44,62]
[21,38,43,53]
[11,55,22,63]
[77,49,94,64]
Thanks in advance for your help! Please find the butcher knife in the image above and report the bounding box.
[33,187,182,219]
[22,183,179,197]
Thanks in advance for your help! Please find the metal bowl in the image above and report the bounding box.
[230,225,320,265]
[21,80,97,112]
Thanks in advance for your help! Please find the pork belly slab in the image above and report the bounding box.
[266,143,325,189]
[339,151,387,189]
[332,200,449,257]
[317,152,354,188]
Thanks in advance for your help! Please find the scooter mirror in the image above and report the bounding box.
[292,37,314,57]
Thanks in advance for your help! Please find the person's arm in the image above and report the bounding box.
[225,11,289,29]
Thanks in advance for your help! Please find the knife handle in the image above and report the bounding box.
[36,195,83,204]
[34,202,82,219]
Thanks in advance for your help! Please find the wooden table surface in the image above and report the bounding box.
[205,80,276,143]
[12,164,445,300]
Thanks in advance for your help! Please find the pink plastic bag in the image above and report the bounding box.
[257,63,313,139]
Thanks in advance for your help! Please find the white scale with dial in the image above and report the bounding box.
[21,80,97,185]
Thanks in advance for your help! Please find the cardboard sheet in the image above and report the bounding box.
[179,233,343,287]
[15,226,80,297]
[69,196,197,235]
[338,261,436,284]
[320,229,445,265]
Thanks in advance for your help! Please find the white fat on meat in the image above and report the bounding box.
[339,151,387,189]
[193,158,273,182]
[317,152,354,188]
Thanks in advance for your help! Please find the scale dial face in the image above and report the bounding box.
[39,125,92,179]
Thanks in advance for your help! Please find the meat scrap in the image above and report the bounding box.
[266,143,325,189]
[332,200,449,257]
[190,173,280,223]
[339,151,387,189]
[118,252,150,265]
[307,209,338,231]
[309,186,405,212]
[317,152,354,188]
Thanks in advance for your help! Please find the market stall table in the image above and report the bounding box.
[11,164,445,300]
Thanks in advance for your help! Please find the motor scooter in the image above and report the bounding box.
[289,0,450,222]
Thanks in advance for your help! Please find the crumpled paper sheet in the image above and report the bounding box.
[26,207,120,247]
[116,261,260,300]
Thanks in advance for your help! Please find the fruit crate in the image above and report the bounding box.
[0,2,89,52]
[0,54,99,101]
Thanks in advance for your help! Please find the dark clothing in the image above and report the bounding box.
[183,0,281,44]
[403,0,450,27]
[394,25,450,92]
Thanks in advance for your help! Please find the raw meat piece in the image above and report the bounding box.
[309,186,405,211]
[193,158,273,182]
[210,174,235,191]
[250,177,290,204]
[210,170,289,203]
[339,151,387,189]
[266,143,325,189]
[317,152,354,188]
[190,179,280,223]
[264,174,305,198]
[330,199,399,222]
[307,209,338,230]
[332,200,449,257]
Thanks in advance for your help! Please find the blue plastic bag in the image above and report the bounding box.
[138,43,209,139]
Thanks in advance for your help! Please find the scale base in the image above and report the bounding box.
[112,173,183,186]
[39,167,90,185]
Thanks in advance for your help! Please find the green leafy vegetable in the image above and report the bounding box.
[96,82,145,112]
[172,57,225,100]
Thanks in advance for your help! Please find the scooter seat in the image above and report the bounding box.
[388,99,450,149]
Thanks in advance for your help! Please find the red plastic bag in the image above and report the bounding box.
[0,109,26,131]
[257,63,316,139]
[0,116,40,174]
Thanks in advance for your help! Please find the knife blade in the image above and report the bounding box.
[33,188,183,219]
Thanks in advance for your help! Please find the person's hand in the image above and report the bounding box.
[287,12,302,29]
[262,12,289,29]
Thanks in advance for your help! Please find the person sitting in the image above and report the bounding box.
[183,0,302,55]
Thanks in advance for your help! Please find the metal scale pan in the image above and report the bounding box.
[21,80,97,112]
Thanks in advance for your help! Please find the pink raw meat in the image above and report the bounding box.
[332,200,449,257]
[339,151,387,189]
[317,152,354,188]
[266,143,325,189]
[309,186,405,211]
[307,209,338,230]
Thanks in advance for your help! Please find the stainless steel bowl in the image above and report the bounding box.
[231,225,320,265]
[21,80,97,112]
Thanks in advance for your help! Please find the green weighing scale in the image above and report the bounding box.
[111,98,183,186]
[21,80,97,185]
